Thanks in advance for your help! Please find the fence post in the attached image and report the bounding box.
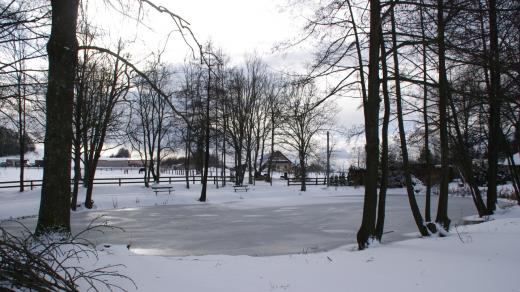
[31,180,33,190]
[118,178,121,186]
[169,177,171,184]
[287,178,289,186]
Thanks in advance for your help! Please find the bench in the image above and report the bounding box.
[233,184,249,192]
[151,185,174,196]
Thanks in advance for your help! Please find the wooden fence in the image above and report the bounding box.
[0,175,234,190]
[286,177,328,186]
[1,175,334,190]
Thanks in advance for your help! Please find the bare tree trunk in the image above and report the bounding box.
[155,132,162,184]
[71,143,81,210]
[142,131,150,188]
[71,50,88,211]
[222,106,227,187]
[267,110,275,186]
[36,0,79,235]
[252,126,262,186]
[326,131,330,187]
[259,134,267,176]
[357,0,381,250]
[419,0,432,223]
[375,29,390,241]
[435,0,451,230]
[82,116,89,189]
[486,0,500,214]
[299,150,306,192]
[246,135,253,185]
[199,57,212,202]
[390,7,429,236]
[17,72,25,193]
[84,161,96,209]
[214,102,219,189]
[185,93,192,189]
[185,135,191,189]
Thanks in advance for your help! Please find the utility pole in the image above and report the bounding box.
[326,131,330,186]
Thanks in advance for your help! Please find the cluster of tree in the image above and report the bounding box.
[0,0,47,191]
[3,3,519,291]
[161,154,221,169]
[0,126,34,157]
[1,0,337,234]
[175,47,335,199]
[301,0,519,248]
[109,148,131,158]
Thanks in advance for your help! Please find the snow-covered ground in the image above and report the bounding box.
[0,177,365,220]
[1,167,519,292]
[0,167,358,220]
[73,205,520,292]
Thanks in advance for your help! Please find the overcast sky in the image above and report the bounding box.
[89,0,309,68]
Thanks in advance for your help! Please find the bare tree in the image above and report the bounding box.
[0,0,47,192]
[279,80,335,192]
[388,5,429,236]
[77,43,131,209]
[128,58,175,186]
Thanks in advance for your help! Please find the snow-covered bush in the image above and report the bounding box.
[0,219,134,291]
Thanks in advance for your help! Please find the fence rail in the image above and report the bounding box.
[1,175,335,190]
[0,175,234,190]
[287,177,328,186]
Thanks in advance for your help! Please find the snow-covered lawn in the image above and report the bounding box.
[0,167,364,220]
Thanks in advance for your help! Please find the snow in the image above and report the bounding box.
[74,206,520,292]
[0,179,363,220]
[0,167,364,220]
[1,167,519,291]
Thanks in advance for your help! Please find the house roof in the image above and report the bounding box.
[259,151,293,172]
[263,151,291,164]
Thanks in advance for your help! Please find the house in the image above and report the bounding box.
[260,151,293,172]
[5,159,28,167]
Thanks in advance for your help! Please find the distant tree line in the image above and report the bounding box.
[109,148,130,158]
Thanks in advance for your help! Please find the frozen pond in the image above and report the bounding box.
[4,193,477,256]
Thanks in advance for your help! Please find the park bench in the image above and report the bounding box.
[233,184,249,192]
[151,185,174,196]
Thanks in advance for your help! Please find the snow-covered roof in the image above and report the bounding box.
[262,151,291,163]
